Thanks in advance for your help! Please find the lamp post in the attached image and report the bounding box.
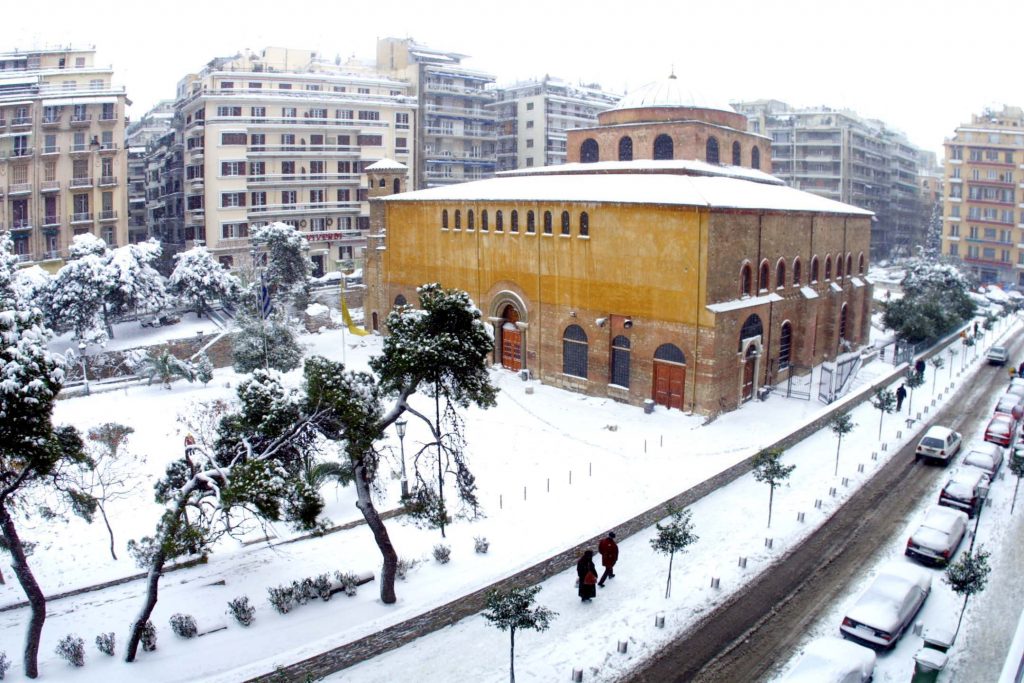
[396,418,408,498]
[78,341,90,396]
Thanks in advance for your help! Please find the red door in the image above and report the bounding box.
[653,362,685,410]
[501,323,522,371]
[742,350,756,402]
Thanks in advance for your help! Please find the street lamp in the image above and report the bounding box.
[395,418,408,498]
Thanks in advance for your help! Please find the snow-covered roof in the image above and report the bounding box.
[499,159,783,186]
[365,158,407,171]
[706,292,782,314]
[800,286,819,300]
[611,74,735,114]
[384,173,873,216]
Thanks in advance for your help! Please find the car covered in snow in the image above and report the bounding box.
[938,468,989,518]
[915,425,962,465]
[987,345,1009,366]
[962,441,1004,479]
[783,636,876,682]
[840,562,931,649]
[905,505,968,567]
[994,393,1024,416]
[984,413,1018,447]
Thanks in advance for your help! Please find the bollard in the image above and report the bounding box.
[738,556,748,568]
[814,499,822,509]
[842,477,849,487]
[655,614,665,628]
[660,435,663,448]
[547,478,550,493]
[710,577,720,589]
[858,463,865,473]
[917,412,922,421]
[572,668,584,682]
[912,622,924,636]
[644,439,647,453]
[569,470,572,485]
[797,512,805,523]
[589,462,592,477]
[499,494,503,510]
[523,486,527,501]
[931,399,937,407]
[617,641,628,654]
[882,443,888,452]
[765,537,774,549]
[829,487,837,497]
[897,430,902,439]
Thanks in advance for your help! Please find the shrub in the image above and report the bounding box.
[292,579,312,606]
[95,632,116,657]
[267,585,295,614]
[140,620,157,652]
[169,613,198,639]
[474,536,490,554]
[0,652,10,680]
[433,543,452,564]
[395,557,421,581]
[333,571,360,597]
[313,573,333,601]
[228,596,256,626]
[56,634,85,667]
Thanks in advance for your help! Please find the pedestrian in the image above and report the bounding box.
[576,550,598,602]
[1017,360,1024,378]
[895,384,907,412]
[597,532,618,587]
[915,359,926,379]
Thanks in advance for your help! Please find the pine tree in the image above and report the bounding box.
[195,353,214,387]
[650,506,698,598]
[482,586,556,683]
[250,222,312,311]
[231,310,303,373]
[168,246,241,318]
[752,448,796,529]
[45,238,110,343]
[106,240,169,320]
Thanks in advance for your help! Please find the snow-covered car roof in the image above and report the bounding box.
[922,426,955,440]
[919,505,968,534]
[964,450,1000,472]
[847,563,930,632]
[784,637,875,682]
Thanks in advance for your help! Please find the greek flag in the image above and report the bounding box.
[259,274,273,319]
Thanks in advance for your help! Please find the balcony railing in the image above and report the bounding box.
[99,175,118,186]
[99,210,118,222]
[248,200,361,216]
[246,143,359,156]
[0,118,6,128]
[70,114,92,127]
[43,215,60,228]
[98,113,117,124]
[15,253,33,263]
[8,183,31,195]
[98,143,119,153]
[39,180,61,192]
[70,176,94,189]
[41,250,62,261]
[41,116,61,127]
[41,145,60,155]
[70,212,94,224]
[11,116,32,127]
[11,148,33,158]
[70,143,92,154]
[11,219,32,230]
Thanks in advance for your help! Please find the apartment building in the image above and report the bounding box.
[735,100,929,260]
[376,38,496,188]
[143,129,184,269]
[942,106,1024,286]
[0,47,129,269]
[175,47,416,275]
[491,77,620,171]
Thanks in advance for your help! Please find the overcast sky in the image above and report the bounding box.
[6,0,1022,159]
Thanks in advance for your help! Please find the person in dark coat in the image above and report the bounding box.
[1017,360,1024,379]
[576,550,598,602]
[895,384,907,412]
[915,359,926,379]
[597,532,618,587]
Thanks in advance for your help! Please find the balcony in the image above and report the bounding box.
[8,183,31,195]
[11,219,32,231]
[70,143,92,155]
[98,143,118,154]
[246,143,359,157]
[99,175,118,187]
[70,176,94,189]
[70,114,92,127]
[11,116,32,129]
[43,215,60,228]
[40,249,61,261]
[70,212,94,224]
[40,180,61,193]
[99,210,118,222]
[247,200,361,217]
[10,148,34,159]
[15,253,34,263]
[98,113,117,125]
[41,145,60,155]
[0,118,6,128]
[41,115,62,128]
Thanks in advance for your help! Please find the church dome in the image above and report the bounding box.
[611,74,735,114]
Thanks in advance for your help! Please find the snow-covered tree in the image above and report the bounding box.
[231,310,303,374]
[945,546,991,641]
[168,246,241,318]
[752,448,795,529]
[829,411,855,476]
[883,259,976,344]
[45,235,111,343]
[250,222,311,310]
[12,266,51,308]
[0,235,93,678]
[650,506,698,598]
[106,240,169,319]
[870,388,897,439]
[135,350,195,389]
[194,352,213,386]
[482,585,556,683]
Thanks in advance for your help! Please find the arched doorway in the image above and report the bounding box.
[500,304,523,371]
[653,343,686,410]
[742,345,758,402]
[580,138,599,163]
[739,314,764,403]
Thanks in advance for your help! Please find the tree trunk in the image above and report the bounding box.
[767,485,775,528]
[0,505,45,679]
[1013,477,1020,514]
[435,382,445,539]
[665,551,674,599]
[354,460,398,604]
[509,627,516,683]
[878,411,884,440]
[99,503,118,560]
[834,436,842,476]
[954,594,969,642]
[124,541,167,661]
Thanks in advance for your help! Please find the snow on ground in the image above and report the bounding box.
[49,312,223,356]
[0,316,1014,682]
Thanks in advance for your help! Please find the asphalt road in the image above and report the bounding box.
[628,345,1016,683]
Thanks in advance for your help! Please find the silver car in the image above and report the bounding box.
[963,442,1004,479]
[905,505,968,566]
[784,637,875,682]
[840,563,931,649]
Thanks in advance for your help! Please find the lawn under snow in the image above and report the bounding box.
[0,315,1015,682]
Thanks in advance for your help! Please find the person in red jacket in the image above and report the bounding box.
[597,531,618,587]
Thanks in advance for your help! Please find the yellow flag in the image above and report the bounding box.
[341,289,370,336]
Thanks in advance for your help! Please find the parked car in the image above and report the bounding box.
[962,442,1004,479]
[1006,383,1024,399]
[784,637,876,682]
[938,468,989,518]
[840,562,931,649]
[984,413,1018,447]
[905,505,969,567]
[988,345,1009,366]
[994,393,1024,416]
[915,426,962,465]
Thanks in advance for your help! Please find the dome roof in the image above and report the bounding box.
[612,74,735,114]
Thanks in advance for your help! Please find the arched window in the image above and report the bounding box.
[618,136,633,161]
[839,303,849,341]
[511,210,519,233]
[442,209,449,229]
[543,211,552,234]
[732,141,741,166]
[454,210,461,230]
[739,314,764,351]
[611,335,631,388]
[394,294,408,308]
[836,253,844,278]
[779,322,793,369]
[751,146,761,170]
[527,210,536,233]
[759,260,770,291]
[654,134,674,160]
[481,210,488,232]
[379,178,386,187]
[579,212,589,236]
[561,211,571,235]
[792,257,802,286]
[562,325,588,378]
[776,258,786,289]
[858,252,865,274]
[740,262,753,296]
[467,210,475,230]
[654,343,685,364]
[810,256,820,283]
[372,311,379,332]
[824,255,832,280]
[706,136,720,164]
[581,138,599,163]
[846,254,853,278]
[495,210,504,232]
[393,178,401,194]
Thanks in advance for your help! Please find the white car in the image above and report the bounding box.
[915,425,963,465]
[784,637,876,682]
[988,345,1009,366]
[963,442,1004,479]
[840,563,931,649]
[905,505,968,567]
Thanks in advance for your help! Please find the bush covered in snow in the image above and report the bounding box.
[227,596,255,626]
[474,536,490,554]
[267,585,296,614]
[95,632,116,656]
[334,571,360,597]
[433,543,452,564]
[313,573,333,601]
[56,634,85,667]
[169,613,198,639]
[395,557,421,581]
[140,620,157,652]
[0,651,10,680]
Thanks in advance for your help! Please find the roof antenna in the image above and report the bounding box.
[669,65,676,80]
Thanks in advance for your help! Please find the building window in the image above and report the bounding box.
[706,137,720,164]
[481,210,489,232]
[580,212,589,236]
[759,260,770,291]
[836,254,844,278]
[561,211,571,235]
[467,210,475,230]
[751,146,761,170]
[858,253,865,274]
[778,322,793,369]
[543,211,552,234]
[216,106,242,117]
[739,314,764,350]
[824,255,832,280]
[394,294,408,307]
[526,102,534,110]
[221,161,246,176]
[442,209,449,229]
[526,120,534,129]
[281,190,296,205]
[611,335,631,388]
[527,211,535,233]
[580,138,599,163]
[740,262,753,297]
[511,210,519,232]
[810,256,820,283]
[562,325,588,378]
[776,259,786,289]
[454,210,461,230]
[732,141,741,166]
[653,134,673,160]
[358,110,380,121]
[526,139,534,148]
[395,112,409,129]
[221,192,246,208]
[619,136,633,161]
[839,303,849,342]
[358,135,383,146]
[221,132,246,145]
[846,254,853,277]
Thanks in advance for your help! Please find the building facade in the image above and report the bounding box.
[491,77,620,171]
[376,38,496,189]
[0,47,130,269]
[174,47,416,275]
[734,100,929,261]
[365,79,873,416]
[942,106,1024,286]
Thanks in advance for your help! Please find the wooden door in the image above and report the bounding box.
[501,323,522,371]
[653,362,685,410]
[742,356,756,402]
